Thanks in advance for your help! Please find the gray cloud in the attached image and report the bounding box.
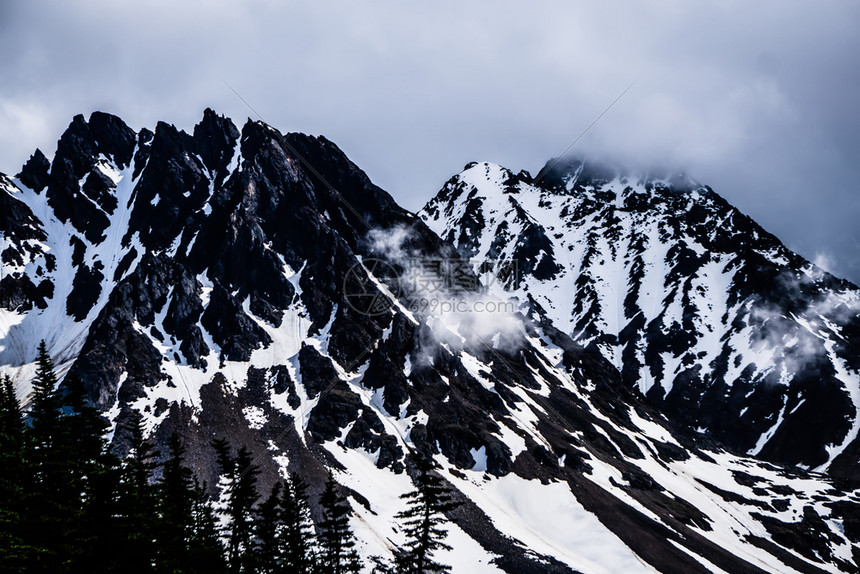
[2,0,859,281]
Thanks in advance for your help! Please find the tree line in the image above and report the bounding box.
[0,342,458,573]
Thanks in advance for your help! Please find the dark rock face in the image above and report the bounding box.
[125,121,212,250]
[66,259,103,321]
[0,174,51,312]
[17,149,51,192]
[88,111,137,168]
[192,107,240,186]
[2,112,858,573]
[421,159,860,478]
[45,115,111,242]
[200,283,271,362]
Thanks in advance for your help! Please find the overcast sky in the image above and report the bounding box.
[2,1,859,282]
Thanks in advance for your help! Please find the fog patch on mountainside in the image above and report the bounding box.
[366,225,525,354]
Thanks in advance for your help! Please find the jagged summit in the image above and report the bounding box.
[1,111,859,572]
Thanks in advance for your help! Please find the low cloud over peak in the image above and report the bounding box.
[2,0,859,280]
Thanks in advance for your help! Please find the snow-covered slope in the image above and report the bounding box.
[420,160,860,478]
[1,113,859,572]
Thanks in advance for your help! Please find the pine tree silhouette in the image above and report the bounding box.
[394,455,459,574]
[60,374,115,570]
[158,432,195,571]
[256,482,282,574]
[16,342,125,572]
[21,341,68,571]
[114,411,159,572]
[188,478,227,574]
[280,473,317,574]
[318,473,360,574]
[213,439,261,574]
[0,375,23,452]
[27,340,60,459]
[159,432,226,573]
[0,374,29,570]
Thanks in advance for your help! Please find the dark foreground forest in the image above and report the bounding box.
[0,342,456,574]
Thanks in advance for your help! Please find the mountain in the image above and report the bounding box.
[420,159,860,479]
[1,111,859,572]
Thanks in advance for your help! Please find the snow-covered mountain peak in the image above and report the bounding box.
[421,158,860,478]
[2,113,859,572]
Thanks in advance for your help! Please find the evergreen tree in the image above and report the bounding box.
[0,375,23,451]
[187,478,227,574]
[113,411,159,572]
[17,341,123,572]
[213,439,261,574]
[59,374,116,571]
[61,374,110,466]
[21,341,69,571]
[255,483,282,574]
[0,375,29,572]
[82,447,123,573]
[157,432,226,574]
[157,432,197,572]
[1,342,237,574]
[317,473,360,574]
[394,455,459,574]
[27,340,61,460]
[279,473,317,574]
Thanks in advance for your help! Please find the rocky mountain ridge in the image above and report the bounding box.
[0,111,858,572]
